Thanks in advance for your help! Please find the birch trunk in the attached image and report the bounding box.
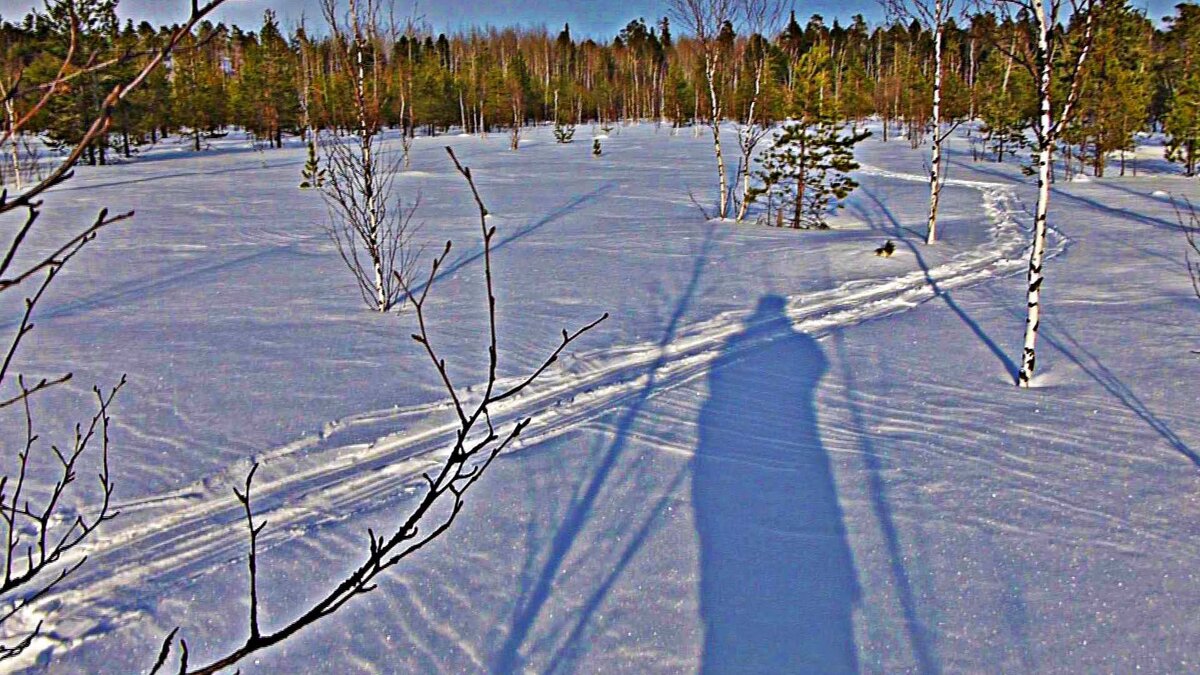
[5,100,20,190]
[1017,0,1093,386]
[706,53,730,219]
[350,1,387,312]
[1018,4,1055,387]
[926,10,944,244]
[735,60,765,223]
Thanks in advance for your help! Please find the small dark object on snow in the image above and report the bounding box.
[875,240,896,257]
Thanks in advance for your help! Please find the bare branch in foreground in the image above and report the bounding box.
[152,147,607,675]
[0,0,232,665]
[1177,197,1200,301]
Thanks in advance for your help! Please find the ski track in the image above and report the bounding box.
[6,165,1064,667]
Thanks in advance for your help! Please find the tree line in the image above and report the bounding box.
[0,0,1196,177]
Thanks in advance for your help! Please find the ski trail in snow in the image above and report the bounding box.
[5,166,1069,667]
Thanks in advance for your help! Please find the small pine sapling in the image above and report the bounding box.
[299,136,327,189]
[747,118,871,229]
[554,121,576,144]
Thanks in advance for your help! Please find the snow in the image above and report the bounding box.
[4,123,1200,672]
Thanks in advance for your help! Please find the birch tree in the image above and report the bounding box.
[996,0,1097,386]
[320,0,415,313]
[733,0,786,222]
[882,0,963,244]
[669,0,740,219]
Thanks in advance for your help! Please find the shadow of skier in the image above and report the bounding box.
[694,295,860,674]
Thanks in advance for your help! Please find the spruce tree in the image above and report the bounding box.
[553,120,576,143]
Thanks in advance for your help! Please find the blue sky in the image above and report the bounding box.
[0,0,1190,35]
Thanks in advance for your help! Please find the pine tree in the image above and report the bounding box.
[1165,73,1200,177]
[1069,2,1153,177]
[172,21,229,151]
[1163,4,1200,177]
[748,117,871,229]
[299,134,326,188]
[33,0,122,165]
[976,42,1035,163]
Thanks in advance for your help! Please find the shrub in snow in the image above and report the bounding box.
[554,121,576,144]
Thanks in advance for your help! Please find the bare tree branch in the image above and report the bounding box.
[152,147,606,675]
[0,0,231,664]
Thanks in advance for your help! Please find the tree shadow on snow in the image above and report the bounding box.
[855,185,1019,383]
[693,295,860,674]
[490,227,714,674]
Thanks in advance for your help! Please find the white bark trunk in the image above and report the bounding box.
[706,54,729,220]
[6,101,20,190]
[736,60,765,223]
[926,14,944,245]
[1017,0,1094,386]
[349,1,387,312]
[1018,4,1055,387]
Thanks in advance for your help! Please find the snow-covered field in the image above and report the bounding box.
[5,122,1199,672]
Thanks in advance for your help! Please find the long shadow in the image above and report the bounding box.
[0,246,305,329]
[490,226,715,673]
[411,182,617,298]
[542,465,691,673]
[1100,178,1187,207]
[947,157,1183,233]
[859,185,1019,381]
[1042,322,1200,468]
[27,183,613,330]
[694,295,859,674]
[52,157,308,193]
[831,328,941,674]
[849,185,924,241]
[979,283,1200,469]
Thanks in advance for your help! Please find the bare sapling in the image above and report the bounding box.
[321,135,423,312]
[669,0,740,219]
[320,0,421,312]
[734,0,786,222]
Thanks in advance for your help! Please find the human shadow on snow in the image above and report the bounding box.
[693,295,860,674]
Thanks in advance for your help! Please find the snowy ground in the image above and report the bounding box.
[3,122,1199,673]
